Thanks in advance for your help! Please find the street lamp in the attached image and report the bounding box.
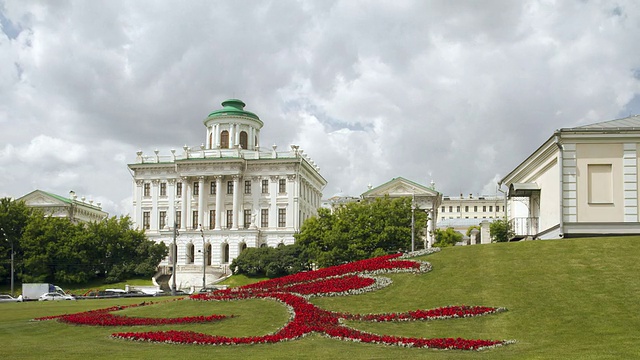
[1,227,14,297]
[199,224,206,289]
[171,221,179,296]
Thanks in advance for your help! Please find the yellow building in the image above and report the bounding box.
[499,115,640,239]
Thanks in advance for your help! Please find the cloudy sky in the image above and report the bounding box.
[1,0,639,216]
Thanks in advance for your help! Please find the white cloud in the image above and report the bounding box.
[0,0,639,214]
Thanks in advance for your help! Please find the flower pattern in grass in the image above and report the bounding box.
[36,248,515,350]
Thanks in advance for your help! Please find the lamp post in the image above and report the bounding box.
[1,227,14,297]
[200,224,206,289]
[171,221,178,296]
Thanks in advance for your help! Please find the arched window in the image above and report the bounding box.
[239,243,247,253]
[260,243,267,248]
[205,243,212,266]
[222,243,229,264]
[239,131,248,149]
[220,130,229,149]
[186,243,194,264]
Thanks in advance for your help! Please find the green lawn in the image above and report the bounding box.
[2,236,639,359]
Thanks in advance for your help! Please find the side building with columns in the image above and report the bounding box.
[128,99,327,290]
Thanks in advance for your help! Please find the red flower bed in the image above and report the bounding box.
[37,249,514,350]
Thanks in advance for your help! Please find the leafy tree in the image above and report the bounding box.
[490,218,513,242]
[433,227,463,247]
[231,244,310,278]
[0,198,34,285]
[295,196,428,267]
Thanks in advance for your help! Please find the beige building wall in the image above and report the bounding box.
[576,143,624,222]
[531,158,559,233]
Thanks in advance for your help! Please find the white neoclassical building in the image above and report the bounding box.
[128,99,326,290]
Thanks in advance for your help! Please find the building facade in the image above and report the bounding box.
[361,177,442,248]
[437,194,505,244]
[499,115,640,239]
[18,190,108,223]
[128,99,326,289]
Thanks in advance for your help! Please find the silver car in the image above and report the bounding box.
[38,292,76,301]
[0,294,22,302]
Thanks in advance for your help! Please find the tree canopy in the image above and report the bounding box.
[294,196,428,268]
[0,197,167,285]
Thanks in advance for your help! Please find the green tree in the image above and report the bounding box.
[231,244,310,278]
[83,216,167,283]
[0,198,34,285]
[433,227,463,247]
[295,196,428,267]
[490,218,513,242]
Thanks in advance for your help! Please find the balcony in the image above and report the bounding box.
[509,217,539,239]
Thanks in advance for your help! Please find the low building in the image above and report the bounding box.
[437,194,505,244]
[17,190,108,223]
[499,114,640,239]
[128,99,326,290]
[361,177,442,248]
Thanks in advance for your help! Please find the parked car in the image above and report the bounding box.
[38,292,76,301]
[0,294,22,303]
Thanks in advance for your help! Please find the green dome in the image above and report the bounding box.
[206,99,261,121]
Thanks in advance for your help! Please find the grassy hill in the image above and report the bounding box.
[2,236,640,359]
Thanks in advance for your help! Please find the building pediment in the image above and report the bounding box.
[18,190,70,208]
[362,177,440,198]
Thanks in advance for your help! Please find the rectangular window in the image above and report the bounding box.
[160,183,166,196]
[193,182,199,196]
[261,179,269,194]
[143,211,150,229]
[227,181,233,194]
[449,206,453,212]
[474,206,478,212]
[209,210,215,229]
[278,208,286,227]
[143,183,151,197]
[465,206,469,212]
[496,206,500,212]
[245,180,251,194]
[192,211,198,229]
[278,178,286,193]
[226,210,233,228]
[441,206,445,212]
[210,181,216,195]
[176,182,182,197]
[261,209,268,227]
[159,211,166,229]
[588,164,613,203]
[175,211,181,228]
[489,206,493,212]
[483,206,487,212]
[244,209,251,228]
[456,206,460,212]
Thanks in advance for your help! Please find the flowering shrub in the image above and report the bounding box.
[36,248,515,350]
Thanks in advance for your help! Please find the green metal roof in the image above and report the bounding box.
[206,99,261,121]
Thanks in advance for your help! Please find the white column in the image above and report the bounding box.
[168,179,176,228]
[232,175,240,229]
[213,124,219,148]
[198,176,205,228]
[151,180,159,230]
[180,177,188,230]
[215,176,223,230]
[135,180,143,229]
[269,176,278,227]
[288,175,297,230]
[426,210,434,248]
[229,124,235,149]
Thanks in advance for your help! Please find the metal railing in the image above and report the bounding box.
[509,217,539,237]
